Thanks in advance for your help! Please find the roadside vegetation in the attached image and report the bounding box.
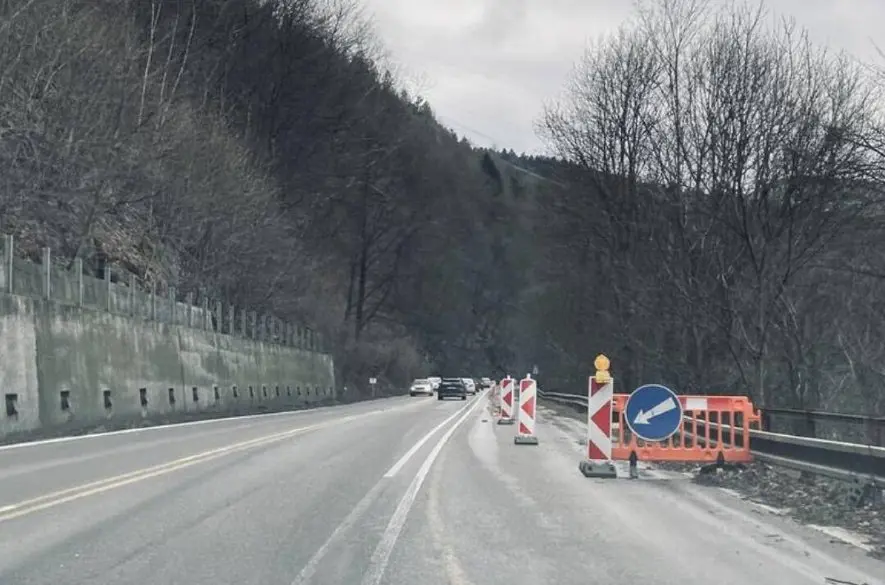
[1,0,883,415]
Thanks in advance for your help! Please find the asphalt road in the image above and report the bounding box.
[1,392,883,585]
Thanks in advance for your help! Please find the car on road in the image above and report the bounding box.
[437,378,468,400]
[409,379,434,397]
[461,378,476,395]
[427,376,442,391]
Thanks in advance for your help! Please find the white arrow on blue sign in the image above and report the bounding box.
[624,384,683,442]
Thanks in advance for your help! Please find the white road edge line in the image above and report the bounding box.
[383,398,475,478]
[0,396,412,452]
[360,393,484,585]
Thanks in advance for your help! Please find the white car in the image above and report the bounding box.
[409,379,434,396]
[461,378,476,395]
[427,377,442,390]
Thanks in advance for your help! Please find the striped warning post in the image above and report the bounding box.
[586,377,612,459]
[514,376,539,445]
[579,355,617,478]
[496,376,515,425]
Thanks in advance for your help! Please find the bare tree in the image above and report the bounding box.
[538,0,885,404]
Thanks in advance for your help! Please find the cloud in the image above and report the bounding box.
[360,0,885,155]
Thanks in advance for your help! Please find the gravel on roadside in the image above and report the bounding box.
[541,399,885,559]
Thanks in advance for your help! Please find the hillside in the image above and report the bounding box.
[0,0,538,391]
[2,0,884,414]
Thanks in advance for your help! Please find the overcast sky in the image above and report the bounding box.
[361,0,885,156]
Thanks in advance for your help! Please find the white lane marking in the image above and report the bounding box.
[360,396,484,585]
[289,398,478,584]
[289,481,387,585]
[383,399,475,478]
[0,397,414,452]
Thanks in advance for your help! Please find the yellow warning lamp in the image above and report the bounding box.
[594,354,611,383]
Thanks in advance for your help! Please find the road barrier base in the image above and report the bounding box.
[497,418,515,425]
[514,435,539,445]
[579,460,617,479]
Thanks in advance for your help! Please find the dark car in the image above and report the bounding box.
[437,378,468,401]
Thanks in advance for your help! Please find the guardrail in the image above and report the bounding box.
[538,390,885,488]
[761,406,884,446]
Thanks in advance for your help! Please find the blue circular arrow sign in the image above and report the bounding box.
[624,384,683,442]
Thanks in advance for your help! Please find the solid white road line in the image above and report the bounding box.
[290,398,479,585]
[383,398,476,478]
[360,395,484,585]
[288,481,388,585]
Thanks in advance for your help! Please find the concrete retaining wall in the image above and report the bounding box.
[0,236,336,440]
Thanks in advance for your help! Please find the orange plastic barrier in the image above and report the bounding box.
[611,394,761,464]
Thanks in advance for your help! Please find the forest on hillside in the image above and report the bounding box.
[1,0,883,414]
[0,0,534,392]
[533,0,885,415]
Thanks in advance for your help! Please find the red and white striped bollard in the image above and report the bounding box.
[496,376,515,425]
[514,375,539,445]
[579,354,617,478]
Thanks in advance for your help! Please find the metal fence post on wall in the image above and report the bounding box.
[228,305,235,335]
[250,311,257,339]
[150,282,157,321]
[128,274,136,316]
[186,292,194,327]
[42,247,51,299]
[240,309,247,338]
[201,295,209,330]
[105,264,112,312]
[2,234,13,294]
[215,300,223,333]
[169,286,177,324]
[74,258,84,306]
